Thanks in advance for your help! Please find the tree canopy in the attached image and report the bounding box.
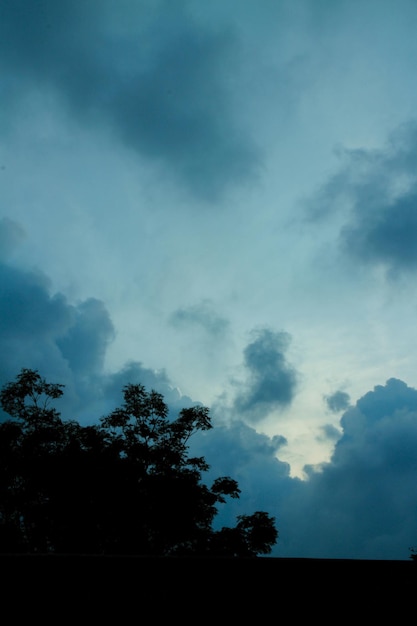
[0,368,278,557]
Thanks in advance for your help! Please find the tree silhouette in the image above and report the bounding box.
[0,369,278,556]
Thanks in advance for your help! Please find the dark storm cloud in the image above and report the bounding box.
[169,300,229,336]
[309,122,417,275]
[280,378,417,559]
[233,328,298,422]
[0,0,260,199]
[325,389,350,413]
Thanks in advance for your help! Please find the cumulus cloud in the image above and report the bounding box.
[233,328,298,422]
[308,122,417,276]
[0,260,113,419]
[0,0,260,200]
[279,378,417,560]
[340,377,417,440]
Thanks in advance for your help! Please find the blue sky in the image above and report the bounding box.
[2,0,417,559]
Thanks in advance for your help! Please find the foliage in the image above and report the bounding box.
[0,368,278,556]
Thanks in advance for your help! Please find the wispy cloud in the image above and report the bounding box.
[169,299,229,336]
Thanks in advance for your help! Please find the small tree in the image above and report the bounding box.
[0,369,278,556]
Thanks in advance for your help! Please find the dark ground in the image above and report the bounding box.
[2,555,415,597]
[1,555,414,620]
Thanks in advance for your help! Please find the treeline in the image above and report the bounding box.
[0,369,277,556]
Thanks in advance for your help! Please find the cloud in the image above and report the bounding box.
[307,122,417,276]
[325,389,351,413]
[98,360,197,420]
[189,416,294,531]
[279,378,417,559]
[0,259,112,419]
[2,1,417,563]
[0,251,198,424]
[0,253,103,407]
[233,328,298,422]
[0,0,260,200]
[56,299,115,376]
[316,423,342,444]
[169,299,229,337]
[0,262,71,346]
[2,249,417,559]
[341,377,417,437]
[0,251,294,535]
[341,187,417,274]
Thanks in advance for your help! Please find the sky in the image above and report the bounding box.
[1,0,417,560]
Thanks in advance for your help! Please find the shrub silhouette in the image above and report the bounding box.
[0,368,278,556]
